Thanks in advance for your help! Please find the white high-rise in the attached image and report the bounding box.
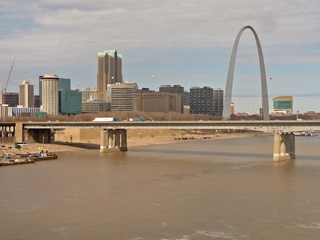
[41,74,59,115]
[19,80,34,108]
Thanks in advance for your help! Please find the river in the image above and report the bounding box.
[1,136,320,240]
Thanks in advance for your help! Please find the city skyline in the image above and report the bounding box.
[1,0,320,113]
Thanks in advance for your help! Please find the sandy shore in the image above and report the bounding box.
[127,132,270,147]
[1,132,271,155]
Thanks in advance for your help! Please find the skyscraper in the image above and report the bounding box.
[213,88,224,116]
[97,50,123,101]
[0,92,19,107]
[19,80,34,108]
[59,89,82,115]
[107,83,134,111]
[39,76,71,105]
[41,74,59,115]
[190,86,213,115]
[59,78,71,90]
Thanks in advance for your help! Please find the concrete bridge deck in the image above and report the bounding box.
[21,120,320,133]
[1,120,318,161]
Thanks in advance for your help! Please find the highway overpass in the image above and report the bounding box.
[21,120,320,133]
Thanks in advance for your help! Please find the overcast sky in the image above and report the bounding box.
[1,0,320,113]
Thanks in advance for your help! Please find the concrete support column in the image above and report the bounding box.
[288,133,295,159]
[15,121,24,143]
[115,130,121,148]
[5,126,8,137]
[99,129,128,153]
[273,133,295,161]
[108,130,115,148]
[120,129,128,151]
[100,130,107,153]
[44,130,51,143]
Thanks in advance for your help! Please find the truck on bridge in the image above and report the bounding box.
[93,117,118,122]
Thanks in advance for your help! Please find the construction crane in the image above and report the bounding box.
[3,57,16,104]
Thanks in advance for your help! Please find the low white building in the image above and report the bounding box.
[8,106,41,117]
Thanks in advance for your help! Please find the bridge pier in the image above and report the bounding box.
[273,133,295,161]
[100,129,128,153]
[24,129,52,143]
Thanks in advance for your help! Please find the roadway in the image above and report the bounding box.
[21,120,320,133]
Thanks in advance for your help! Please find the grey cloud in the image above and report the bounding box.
[1,0,320,66]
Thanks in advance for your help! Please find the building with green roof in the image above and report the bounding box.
[97,50,123,101]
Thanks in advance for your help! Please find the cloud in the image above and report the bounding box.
[1,0,320,113]
[1,0,320,66]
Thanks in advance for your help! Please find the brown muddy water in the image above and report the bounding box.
[1,136,320,240]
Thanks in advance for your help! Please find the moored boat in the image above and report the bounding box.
[28,153,58,161]
[0,158,35,166]
[294,131,318,137]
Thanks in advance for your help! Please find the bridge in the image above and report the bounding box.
[0,120,318,161]
[20,120,320,132]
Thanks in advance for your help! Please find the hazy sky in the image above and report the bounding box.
[1,0,320,113]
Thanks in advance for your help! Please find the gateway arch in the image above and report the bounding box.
[223,26,270,120]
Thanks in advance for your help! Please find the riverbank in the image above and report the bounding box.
[127,132,271,147]
[0,132,271,156]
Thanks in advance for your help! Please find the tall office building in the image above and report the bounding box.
[19,80,34,108]
[0,104,9,120]
[183,91,190,106]
[97,50,123,101]
[107,83,134,111]
[0,92,19,107]
[41,74,59,115]
[134,92,181,113]
[190,86,213,115]
[213,88,224,116]
[159,85,184,113]
[59,78,71,90]
[34,95,40,108]
[39,76,71,105]
[59,89,82,115]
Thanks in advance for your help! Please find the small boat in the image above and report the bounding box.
[28,153,58,161]
[307,131,318,137]
[294,131,318,137]
[0,158,35,166]
[293,132,303,136]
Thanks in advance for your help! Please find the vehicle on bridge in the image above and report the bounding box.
[129,117,144,121]
[93,117,119,122]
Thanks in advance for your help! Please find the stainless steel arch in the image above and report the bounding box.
[223,26,270,120]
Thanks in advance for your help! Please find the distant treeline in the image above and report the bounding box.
[4,112,319,122]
